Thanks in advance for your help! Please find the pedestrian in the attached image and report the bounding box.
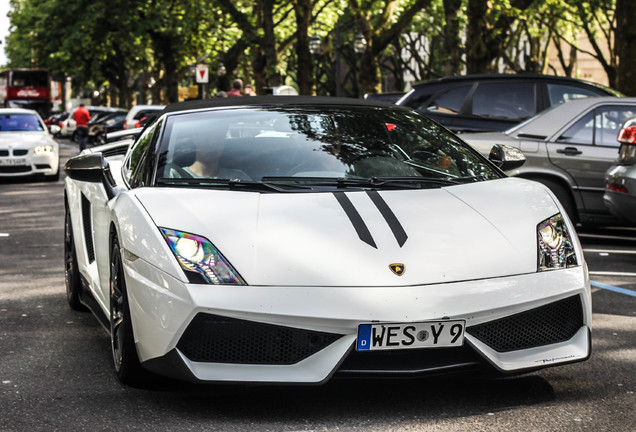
[73,103,91,152]
[226,79,243,97]
[244,84,256,96]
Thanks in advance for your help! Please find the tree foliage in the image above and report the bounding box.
[2,0,631,106]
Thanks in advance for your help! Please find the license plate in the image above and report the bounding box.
[356,320,465,351]
[0,158,27,166]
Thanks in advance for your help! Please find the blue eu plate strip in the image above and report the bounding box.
[357,324,371,351]
[591,280,636,298]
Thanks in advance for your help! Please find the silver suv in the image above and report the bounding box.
[461,97,636,226]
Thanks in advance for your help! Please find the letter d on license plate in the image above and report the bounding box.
[356,320,465,351]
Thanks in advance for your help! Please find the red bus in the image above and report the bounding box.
[0,69,52,117]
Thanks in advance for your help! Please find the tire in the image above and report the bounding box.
[110,235,147,385]
[64,206,87,311]
[536,178,578,223]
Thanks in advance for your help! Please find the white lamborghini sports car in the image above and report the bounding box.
[64,97,591,385]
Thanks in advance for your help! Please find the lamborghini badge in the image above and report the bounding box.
[389,263,405,276]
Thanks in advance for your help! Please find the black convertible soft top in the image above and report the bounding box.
[158,95,397,116]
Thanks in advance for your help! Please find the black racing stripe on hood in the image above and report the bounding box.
[366,190,408,247]
[333,192,377,249]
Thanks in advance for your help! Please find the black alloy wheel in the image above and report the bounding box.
[110,236,146,385]
[64,205,86,311]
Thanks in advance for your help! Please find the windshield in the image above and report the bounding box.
[0,113,44,132]
[154,105,501,190]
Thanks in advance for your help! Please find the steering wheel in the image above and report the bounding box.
[163,162,193,179]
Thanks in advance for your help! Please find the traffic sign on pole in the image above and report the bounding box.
[195,64,209,83]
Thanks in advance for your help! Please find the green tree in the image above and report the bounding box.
[465,0,537,73]
[347,0,433,96]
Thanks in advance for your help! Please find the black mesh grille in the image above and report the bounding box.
[81,194,95,262]
[177,313,342,365]
[13,149,28,156]
[467,295,583,353]
[0,166,30,173]
[0,150,9,156]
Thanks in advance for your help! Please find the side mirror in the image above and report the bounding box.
[488,144,526,171]
[64,153,118,199]
[49,125,61,135]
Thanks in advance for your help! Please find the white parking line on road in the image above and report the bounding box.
[584,248,636,255]
[0,233,9,238]
[589,271,636,277]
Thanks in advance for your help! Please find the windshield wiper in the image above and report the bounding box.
[261,176,461,189]
[156,177,312,192]
[365,176,462,187]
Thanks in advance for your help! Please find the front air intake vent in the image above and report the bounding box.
[177,313,342,365]
[466,295,583,352]
[81,194,95,263]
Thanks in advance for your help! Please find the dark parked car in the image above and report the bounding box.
[88,111,127,144]
[396,74,620,133]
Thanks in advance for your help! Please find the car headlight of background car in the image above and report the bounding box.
[34,145,54,155]
[160,228,245,285]
[537,214,577,271]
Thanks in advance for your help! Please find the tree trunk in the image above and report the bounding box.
[164,53,179,103]
[466,0,490,73]
[616,0,636,95]
[294,0,313,95]
[261,0,282,88]
[466,0,535,73]
[149,32,179,103]
[353,0,433,96]
[442,0,463,76]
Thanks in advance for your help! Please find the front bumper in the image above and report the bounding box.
[123,257,591,383]
[0,154,59,177]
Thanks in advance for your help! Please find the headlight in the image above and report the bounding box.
[537,214,577,271]
[34,145,54,155]
[160,228,245,285]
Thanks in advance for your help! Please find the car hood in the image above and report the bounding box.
[0,132,56,149]
[135,177,561,287]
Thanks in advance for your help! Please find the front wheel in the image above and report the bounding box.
[110,236,147,385]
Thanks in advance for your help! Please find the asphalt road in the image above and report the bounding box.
[0,141,634,431]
